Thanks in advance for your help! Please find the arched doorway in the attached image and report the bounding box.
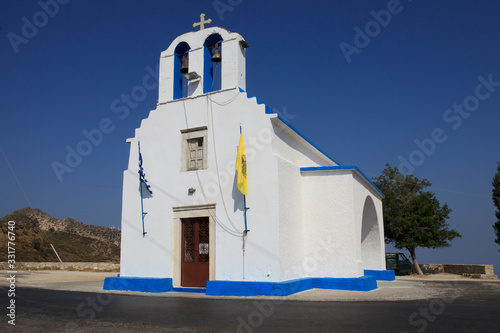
[361,196,381,270]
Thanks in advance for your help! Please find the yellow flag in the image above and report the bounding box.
[235,130,248,195]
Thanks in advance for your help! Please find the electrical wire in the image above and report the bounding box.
[206,62,244,234]
[1,146,32,207]
[180,63,243,236]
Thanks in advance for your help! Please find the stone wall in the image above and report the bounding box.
[0,262,119,272]
[420,264,496,278]
[443,264,485,275]
[419,264,444,274]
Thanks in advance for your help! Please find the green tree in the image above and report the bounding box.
[373,164,462,275]
[493,162,500,250]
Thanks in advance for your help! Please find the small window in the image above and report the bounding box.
[187,138,204,170]
[181,127,208,171]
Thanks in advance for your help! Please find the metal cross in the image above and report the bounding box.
[193,13,212,30]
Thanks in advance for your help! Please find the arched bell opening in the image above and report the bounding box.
[203,34,223,93]
[174,42,191,100]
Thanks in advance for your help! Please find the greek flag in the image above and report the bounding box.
[138,142,153,194]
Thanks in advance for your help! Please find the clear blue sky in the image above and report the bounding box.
[1,0,499,270]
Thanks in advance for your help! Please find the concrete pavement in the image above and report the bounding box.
[2,280,500,333]
[2,270,498,301]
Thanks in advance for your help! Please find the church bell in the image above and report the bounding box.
[180,55,189,74]
[211,44,221,62]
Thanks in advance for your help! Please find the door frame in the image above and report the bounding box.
[172,203,216,287]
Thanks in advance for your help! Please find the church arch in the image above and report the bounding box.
[203,33,223,93]
[360,195,382,270]
[174,42,191,100]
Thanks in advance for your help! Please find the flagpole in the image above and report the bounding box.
[238,125,251,279]
[243,195,249,232]
[242,194,249,280]
[138,141,147,237]
[239,125,250,234]
[140,174,147,237]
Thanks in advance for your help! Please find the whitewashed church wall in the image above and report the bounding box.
[221,37,246,91]
[159,54,174,104]
[352,173,386,271]
[353,172,367,273]
[120,89,282,281]
[300,170,360,277]
[119,99,189,278]
[120,168,172,278]
[206,91,281,282]
[187,48,204,97]
[271,119,337,168]
[277,156,305,281]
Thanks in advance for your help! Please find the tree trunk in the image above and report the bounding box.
[407,246,424,275]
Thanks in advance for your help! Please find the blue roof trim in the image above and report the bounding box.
[276,114,340,165]
[300,165,385,198]
[237,88,381,197]
[238,88,340,165]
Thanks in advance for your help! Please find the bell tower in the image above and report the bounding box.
[158,14,249,104]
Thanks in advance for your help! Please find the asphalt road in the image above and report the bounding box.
[1,281,499,332]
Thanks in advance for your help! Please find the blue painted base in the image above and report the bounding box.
[172,287,206,294]
[313,276,377,291]
[364,270,396,281]
[103,276,173,293]
[206,276,377,296]
[103,275,380,296]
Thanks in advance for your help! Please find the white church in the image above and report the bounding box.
[104,16,394,296]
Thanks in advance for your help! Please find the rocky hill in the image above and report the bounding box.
[0,207,120,262]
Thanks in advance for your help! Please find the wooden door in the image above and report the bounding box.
[181,217,209,287]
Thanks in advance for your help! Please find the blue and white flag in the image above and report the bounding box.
[138,142,153,194]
